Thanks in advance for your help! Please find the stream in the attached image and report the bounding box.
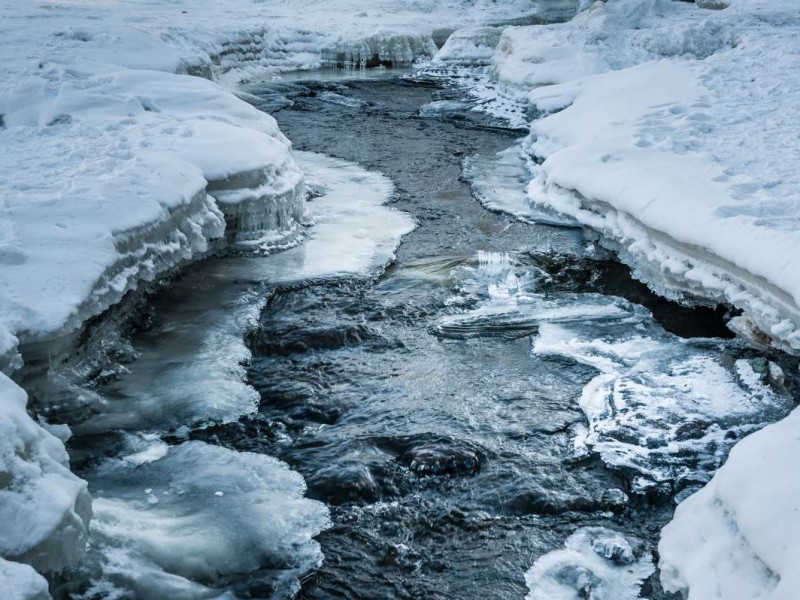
[46,74,798,599]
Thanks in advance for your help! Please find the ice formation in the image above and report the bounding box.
[525,527,654,600]
[0,376,90,585]
[80,440,331,599]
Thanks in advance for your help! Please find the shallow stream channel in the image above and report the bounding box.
[47,73,799,599]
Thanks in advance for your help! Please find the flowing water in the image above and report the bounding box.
[45,75,798,599]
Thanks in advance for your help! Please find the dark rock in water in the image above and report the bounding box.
[601,488,629,510]
[674,420,712,441]
[288,403,342,424]
[47,114,73,126]
[400,442,482,476]
[551,564,602,595]
[308,463,380,505]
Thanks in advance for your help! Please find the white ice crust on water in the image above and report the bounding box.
[84,440,331,600]
[265,152,416,282]
[525,527,654,600]
[534,319,792,492]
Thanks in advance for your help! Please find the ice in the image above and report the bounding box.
[79,440,330,599]
[534,315,793,492]
[0,375,90,575]
[0,558,49,600]
[432,251,633,339]
[525,527,654,600]
[462,141,578,227]
[261,152,416,282]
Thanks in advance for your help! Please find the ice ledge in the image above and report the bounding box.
[529,176,800,353]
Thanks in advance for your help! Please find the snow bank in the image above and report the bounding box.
[477,0,800,352]
[659,405,800,600]
[0,375,90,582]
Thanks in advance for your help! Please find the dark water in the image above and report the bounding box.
[187,76,755,599]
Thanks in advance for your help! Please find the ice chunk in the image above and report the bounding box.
[525,527,653,600]
[534,318,794,492]
[462,141,577,227]
[432,251,634,339]
[81,441,330,599]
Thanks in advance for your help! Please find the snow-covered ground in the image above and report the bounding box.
[431,1,800,597]
[0,0,542,595]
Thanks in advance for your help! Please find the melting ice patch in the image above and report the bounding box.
[263,151,416,282]
[534,320,793,493]
[525,527,654,600]
[462,141,577,227]
[80,441,330,599]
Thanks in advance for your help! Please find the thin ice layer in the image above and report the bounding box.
[533,317,792,492]
[263,151,416,282]
[82,440,330,599]
[462,141,577,227]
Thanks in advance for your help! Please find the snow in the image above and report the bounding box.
[457,0,800,352]
[659,402,800,600]
[0,558,49,600]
